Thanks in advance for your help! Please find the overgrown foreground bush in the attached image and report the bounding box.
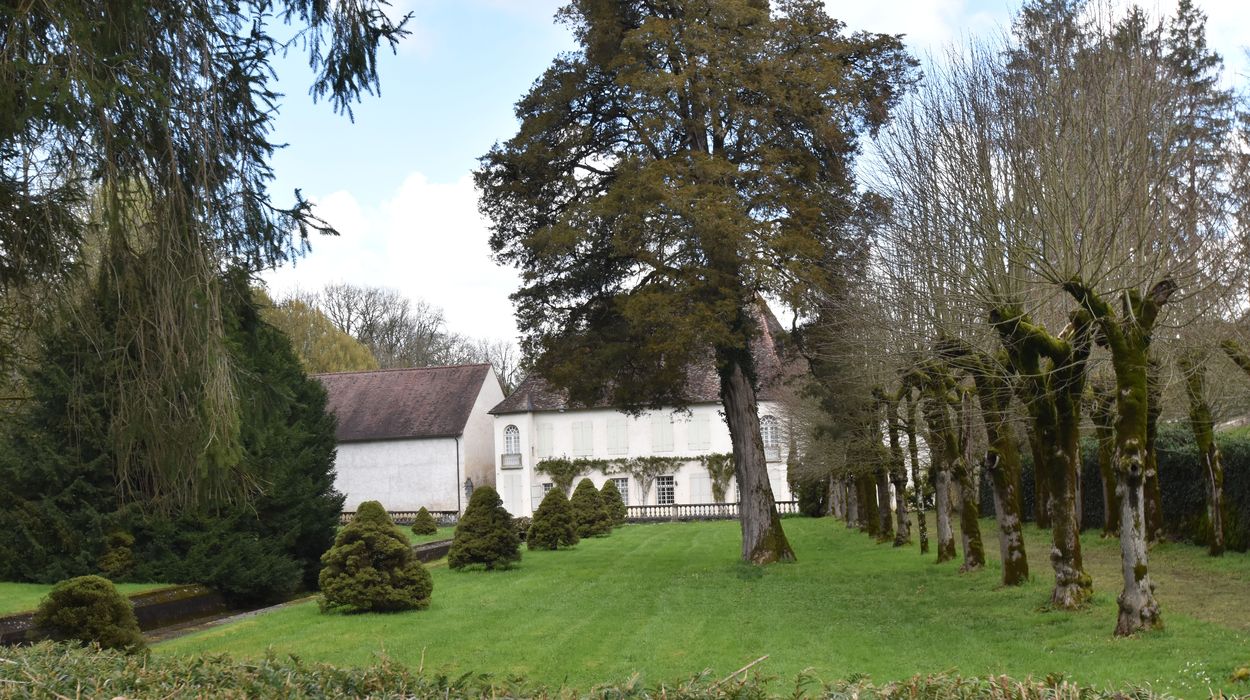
[0,644,1181,699]
[319,501,433,613]
[32,576,145,652]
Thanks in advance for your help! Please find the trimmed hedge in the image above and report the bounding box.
[979,424,1250,551]
[33,575,145,652]
[448,486,521,571]
[527,488,578,550]
[0,643,1182,698]
[318,501,433,613]
[411,507,438,536]
[571,478,612,538]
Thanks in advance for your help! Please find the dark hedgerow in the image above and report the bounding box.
[599,479,627,525]
[33,575,145,652]
[571,478,612,538]
[448,486,520,570]
[411,507,438,535]
[318,501,432,613]
[527,488,579,550]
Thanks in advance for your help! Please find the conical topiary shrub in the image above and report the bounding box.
[599,479,627,525]
[319,501,433,613]
[34,575,145,652]
[448,486,520,570]
[527,488,579,550]
[571,478,612,538]
[411,506,438,536]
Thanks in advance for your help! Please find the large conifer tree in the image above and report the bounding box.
[476,0,915,563]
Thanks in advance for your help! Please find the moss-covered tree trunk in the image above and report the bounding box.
[1181,357,1224,557]
[858,473,880,537]
[921,398,957,564]
[1143,361,1164,543]
[938,343,1027,584]
[1065,279,1173,636]
[830,477,845,521]
[846,477,859,529]
[884,394,911,547]
[905,394,929,554]
[993,306,1092,609]
[1026,426,1052,528]
[1089,383,1120,538]
[875,469,894,543]
[720,351,795,564]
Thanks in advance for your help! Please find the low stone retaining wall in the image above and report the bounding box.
[413,539,452,562]
[0,584,226,646]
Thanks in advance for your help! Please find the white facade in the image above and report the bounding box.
[335,437,462,512]
[328,366,506,514]
[493,403,793,517]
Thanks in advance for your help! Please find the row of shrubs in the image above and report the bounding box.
[316,479,630,616]
[0,643,1193,699]
[978,425,1250,551]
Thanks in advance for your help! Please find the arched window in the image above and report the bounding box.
[760,415,780,450]
[504,425,521,454]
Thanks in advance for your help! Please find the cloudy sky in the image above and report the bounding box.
[261,0,1249,343]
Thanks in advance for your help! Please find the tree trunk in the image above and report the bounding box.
[830,477,845,520]
[1144,360,1164,543]
[858,473,880,537]
[876,469,894,543]
[1181,358,1225,557]
[906,396,929,554]
[846,478,859,529]
[720,354,795,564]
[953,390,984,572]
[1027,426,1051,528]
[976,374,1029,586]
[1048,401,1090,609]
[1090,385,1120,538]
[934,466,955,562]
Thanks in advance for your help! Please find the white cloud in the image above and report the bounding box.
[263,173,522,342]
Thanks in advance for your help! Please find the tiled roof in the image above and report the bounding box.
[490,301,795,415]
[316,364,492,442]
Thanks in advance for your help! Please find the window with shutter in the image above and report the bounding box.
[606,416,628,455]
[536,422,554,458]
[651,412,674,453]
[572,420,594,456]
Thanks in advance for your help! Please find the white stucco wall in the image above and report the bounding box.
[463,373,505,490]
[493,403,792,517]
[335,437,461,512]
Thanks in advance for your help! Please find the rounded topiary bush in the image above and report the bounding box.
[599,479,627,525]
[318,501,433,613]
[527,488,578,550]
[571,478,612,538]
[448,486,520,570]
[410,506,438,536]
[34,575,145,652]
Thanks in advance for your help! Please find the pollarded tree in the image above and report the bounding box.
[319,501,433,613]
[570,478,612,539]
[476,0,915,564]
[599,479,628,525]
[448,486,521,571]
[528,488,579,550]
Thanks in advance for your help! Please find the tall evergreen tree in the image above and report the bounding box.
[476,0,915,564]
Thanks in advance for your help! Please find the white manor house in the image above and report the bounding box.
[318,305,797,517]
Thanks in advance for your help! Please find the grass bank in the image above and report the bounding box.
[159,517,1249,697]
[0,582,171,615]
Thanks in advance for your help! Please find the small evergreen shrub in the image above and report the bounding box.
[571,478,611,538]
[33,575,145,652]
[96,530,135,578]
[318,501,432,613]
[448,486,520,570]
[599,479,627,524]
[512,516,532,541]
[527,488,579,550]
[410,507,438,535]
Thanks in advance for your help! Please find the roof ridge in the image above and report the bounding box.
[314,363,490,378]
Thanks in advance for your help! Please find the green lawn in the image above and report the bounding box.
[158,517,1250,697]
[0,581,171,615]
[403,526,454,546]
